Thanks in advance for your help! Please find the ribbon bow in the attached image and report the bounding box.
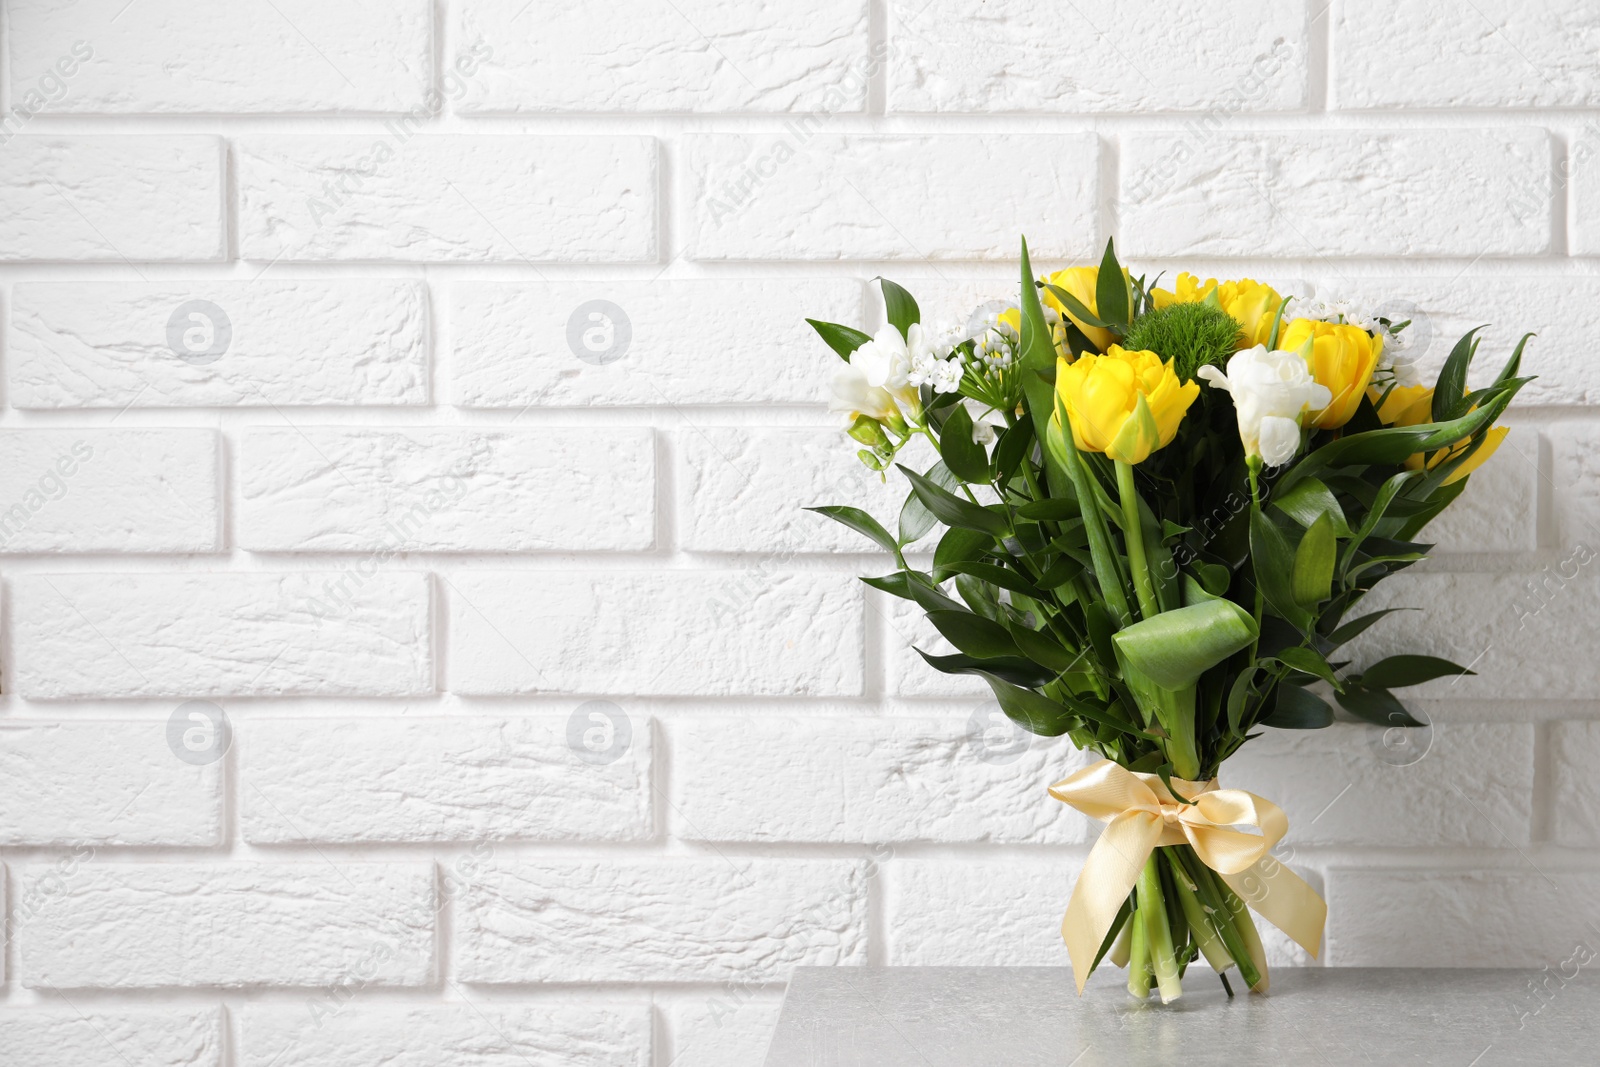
[1050,759,1326,993]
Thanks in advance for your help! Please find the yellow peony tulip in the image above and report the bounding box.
[1150,272,1284,349]
[1280,318,1381,430]
[1042,267,1127,353]
[1053,346,1199,464]
[1372,383,1508,485]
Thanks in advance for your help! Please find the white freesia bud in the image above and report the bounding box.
[1197,345,1332,467]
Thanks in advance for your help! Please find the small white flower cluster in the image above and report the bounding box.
[906,320,967,395]
[1286,296,1424,388]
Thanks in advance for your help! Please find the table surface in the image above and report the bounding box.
[761,967,1591,1066]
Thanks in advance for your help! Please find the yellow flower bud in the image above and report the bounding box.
[1280,318,1382,429]
[1150,273,1285,349]
[1042,267,1126,353]
[1372,383,1508,484]
[1051,346,1198,465]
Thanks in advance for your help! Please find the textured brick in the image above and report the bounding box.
[1121,130,1551,257]
[241,716,651,843]
[666,996,784,1067]
[240,428,654,552]
[8,280,428,409]
[240,1004,650,1067]
[1289,276,1582,407]
[1334,0,1600,108]
[1344,571,1600,701]
[457,0,869,112]
[884,595,986,698]
[0,722,222,846]
[11,573,432,699]
[456,859,866,983]
[0,137,223,261]
[446,571,863,697]
[450,279,856,408]
[1415,426,1537,554]
[886,860,1317,969]
[678,428,922,553]
[238,136,656,262]
[1569,130,1600,255]
[1226,723,1533,848]
[0,1008,223,1067]
[6,0,430,113]
[668,716,1089,843]
[1550,422,1600,548]
[0,430,218,553]
[1549,721,1600,847]
[891,1,1306,112]
[1325,868,1600,966]
[686,134,1097,260]
[18,864,434,989]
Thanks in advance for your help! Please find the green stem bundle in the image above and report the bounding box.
[1115,843,1268,1001]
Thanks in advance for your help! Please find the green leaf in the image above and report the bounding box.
[1271,477,1351,537]
[1035,555,1085,590]
[805,318,872,360]
[805,506,899,559]
[1336,684,1425,728]
[1084,602,1119,670]
[1017,497,1080,521]
[916,649,1055,689]
[1008,623,1086,675]
[938,404,990,482]
[1277,399,1513,493]
[1359,654,1474,689]
[1275,646,1340,688]
[975,674,1076,736]
[1261,684,1335,729]
[1042,284,1116,330]
[992,418,1033,484]
[941,561,1046,600]
[933,525,992,579]
[877,278,920,339]
[1111,599,1259,690]
[1017,238,1071,490]
[898,461,958,547]
[1095,237,1129,329]
[1343,470,1423,572]
[859,572,917,600]
[926,609,1022,659]
[1249,510,1313,631]
[1323,607,1413,648]
[1433,327,1483,423]
[896,463,1010,537]
[1292,512,1337,609]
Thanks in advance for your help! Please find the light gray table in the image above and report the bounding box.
[762,967,1590,1066]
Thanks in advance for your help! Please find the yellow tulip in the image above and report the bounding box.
[1280,318,1381,429]
[1371,383,1508,485]
[1150,272,1285,349]
[1052,346,1198,464]
[1374,384,1433,427]
[1042,267,1126,353]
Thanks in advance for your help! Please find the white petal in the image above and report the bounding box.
[1257,416,1303,466]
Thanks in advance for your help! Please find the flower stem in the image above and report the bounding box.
[1139,854,1183,1003]
[1126,893,1152,999]
[1114,459,1161,621]
[1246,455,1265,664]
[1164,850,1231,974]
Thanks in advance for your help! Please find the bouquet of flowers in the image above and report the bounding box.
[808,239,1529,1002]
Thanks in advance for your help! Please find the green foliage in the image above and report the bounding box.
[809,242,1534,780]
[1122,301,1242,381]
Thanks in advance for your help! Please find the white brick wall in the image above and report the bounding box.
[0,3,1592,1060]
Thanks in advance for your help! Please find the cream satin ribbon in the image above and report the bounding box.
[1050,759,1327,994]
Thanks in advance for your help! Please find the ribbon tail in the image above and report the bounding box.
[1218,857,1327,960]
[1064,812,1162,994]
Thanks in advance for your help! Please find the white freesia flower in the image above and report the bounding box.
[829,324,921,428]
[828,361,901,426]
[965,399,1008,446]
[1197,345,1332,467]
